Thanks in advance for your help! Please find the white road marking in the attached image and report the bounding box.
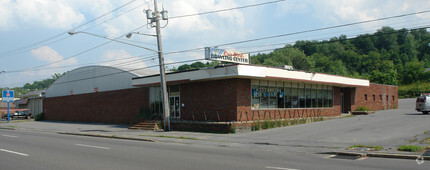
[0,149,29,156]
[2,135,18,138]
[74,144,110,150]
[266,166,300,170]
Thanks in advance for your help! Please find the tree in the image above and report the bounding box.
[402,60,425,84]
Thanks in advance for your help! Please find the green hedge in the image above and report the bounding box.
[398,81,430,98]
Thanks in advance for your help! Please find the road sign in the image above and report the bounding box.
[2,90,14,102]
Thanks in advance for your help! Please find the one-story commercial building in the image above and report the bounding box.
[44,64,397,132]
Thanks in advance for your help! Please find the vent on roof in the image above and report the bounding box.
[276,65,293,70]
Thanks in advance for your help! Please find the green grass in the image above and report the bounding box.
[354,106,370,111]
[347,144,383,151]
[419,137,430,144]
[140,135,199,140]
[397,145,424,152]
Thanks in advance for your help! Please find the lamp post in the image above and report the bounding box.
[143,0,170,131]
[68,0,171,131]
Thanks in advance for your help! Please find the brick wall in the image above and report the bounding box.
[354,83,398,111]
[180,79,240,122]
[44,88,149,124]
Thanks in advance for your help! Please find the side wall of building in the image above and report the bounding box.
[44,88,149,124]
[179,79,240,122]
[353,83,398,111]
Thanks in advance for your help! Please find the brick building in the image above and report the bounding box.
[44,64,397,132]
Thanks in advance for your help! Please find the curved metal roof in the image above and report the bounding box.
[45,65,158,98]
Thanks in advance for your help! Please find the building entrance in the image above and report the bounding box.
[169,96,180,119]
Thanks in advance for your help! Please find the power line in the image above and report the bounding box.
[7,24,150,74]
[214,10,430,48]
[0,0,142,57]
[170,0,286,19]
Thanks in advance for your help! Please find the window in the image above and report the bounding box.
[392,96,395,101]
[373,94,376,101]
[386,95,388,101]
[379,95,382,101]
[149,87,162,115]
[250,80,333,109]
[364,94,368,101]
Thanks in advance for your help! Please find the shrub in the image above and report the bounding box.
[397,145,424,152]
[35,112,45,121]
[355,106,370,111]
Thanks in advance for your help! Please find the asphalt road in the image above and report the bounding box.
[0,129,428,170]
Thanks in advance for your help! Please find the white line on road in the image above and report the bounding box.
[74,144,110,150]
[2,135,18,138]
[266,166,300,170]
[0,149,29,156]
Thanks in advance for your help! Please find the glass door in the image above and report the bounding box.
[169,96,180,119]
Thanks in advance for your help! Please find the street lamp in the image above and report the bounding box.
[68,31,158,53]
[68,0,171,130]
[126,32,156,38]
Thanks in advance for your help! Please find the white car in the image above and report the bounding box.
[416,93,430,114]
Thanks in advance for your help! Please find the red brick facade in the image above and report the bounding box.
[44,88,149,124]
[353,83,398,111]
[43,79,397,128]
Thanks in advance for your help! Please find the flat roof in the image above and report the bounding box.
[132,64,369,87]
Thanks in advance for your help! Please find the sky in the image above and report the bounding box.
[0,0,429,88]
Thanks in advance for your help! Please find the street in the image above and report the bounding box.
[0,129,428,170]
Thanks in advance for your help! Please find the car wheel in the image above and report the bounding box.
[423,111,429,114]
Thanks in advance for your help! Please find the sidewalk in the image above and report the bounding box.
[1,120,429,160]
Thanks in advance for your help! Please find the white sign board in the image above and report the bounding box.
[205,47,250,64]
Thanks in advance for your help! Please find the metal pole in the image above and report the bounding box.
[153,0,170,131]
[7,102,10,122]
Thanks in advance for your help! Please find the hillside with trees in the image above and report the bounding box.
[174,27,430,97]
[251,26,430,86]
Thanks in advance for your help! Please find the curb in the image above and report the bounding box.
[324,151,430,160]
[0,127,16,130]
[58,132,157,142]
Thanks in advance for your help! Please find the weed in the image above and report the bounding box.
[35,112,44,121]
[347,144,383,151]
[397,145,424,152]
[355,106,370,111]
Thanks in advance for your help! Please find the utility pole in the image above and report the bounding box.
[151,0,170,131]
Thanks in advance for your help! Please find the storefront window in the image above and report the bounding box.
[251,81,333,109]
[149,87,162,115]
[285,83,292,108]
[317,85,323,108]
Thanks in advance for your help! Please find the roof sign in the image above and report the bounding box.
[205,47,250,64]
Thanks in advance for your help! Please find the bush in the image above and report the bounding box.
[355,106,370,111]
[397,145,424,152]
[35,112,45,121]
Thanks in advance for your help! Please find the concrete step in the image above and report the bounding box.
[128,122,160,131]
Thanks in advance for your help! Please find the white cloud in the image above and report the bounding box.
[30,46,78,76]
[0,0,15,30]
[0,0,85,29]
[100,49,148,70]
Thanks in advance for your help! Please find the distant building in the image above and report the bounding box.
[22,90,45,116]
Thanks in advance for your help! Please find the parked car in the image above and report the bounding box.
[1,111,32,120]
[416,93,430,114]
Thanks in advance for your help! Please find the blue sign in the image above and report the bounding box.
[2,90,14,102]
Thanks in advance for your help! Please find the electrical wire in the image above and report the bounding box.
[0,0,143,57]
[169,0,286,19]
